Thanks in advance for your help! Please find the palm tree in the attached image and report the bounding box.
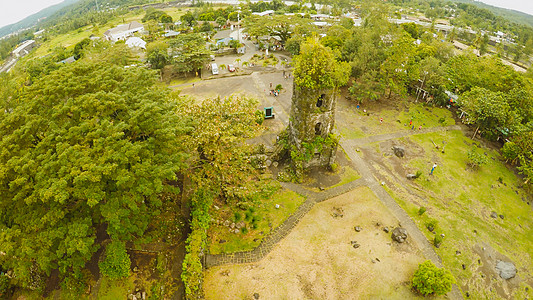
[242,61,249,67]
[219,64,226,70]
[235,58,241,67]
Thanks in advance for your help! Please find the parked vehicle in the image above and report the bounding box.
[228,64,235,72]
[211,63,218,75]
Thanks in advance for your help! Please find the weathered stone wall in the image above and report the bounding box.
[288,84,338,168]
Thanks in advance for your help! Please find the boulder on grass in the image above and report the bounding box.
[391,227,408,243]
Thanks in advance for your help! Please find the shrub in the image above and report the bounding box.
[330,163,339,172]
[254,110,265,125]
[434,234,443,247]
[0,275,11,299]
[425,219,437,232]
[467,146,488,169]
[418,206,426,215]
[234,211,242,222]
[415,170,423,178]
[99,240,131,279]
[275,84,283,91]
[412,260,455,296]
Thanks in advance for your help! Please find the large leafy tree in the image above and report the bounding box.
[244,15,311,45]
[293,36,350,91]
[169,33,213,74]
[379,33,418,98]
[0,54,187,287]
[179,96,261,203]
[459,87,522,139]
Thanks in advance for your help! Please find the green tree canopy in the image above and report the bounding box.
[244,15,311,45]
[412,260,455,296]
[169,33,213,73]
[0,55,187,288]
[293,37,350,91]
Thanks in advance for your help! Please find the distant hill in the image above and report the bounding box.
[0,0,82,38]
[452,0,533,28]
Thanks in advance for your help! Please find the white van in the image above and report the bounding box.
[211,63,218,75]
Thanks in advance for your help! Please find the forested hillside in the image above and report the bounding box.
[0,0,81,38]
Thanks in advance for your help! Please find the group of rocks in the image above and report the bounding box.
[490,211,505,219]
[331,207,344,218]
[127,289,146,300]
[349,224,408,249]
[213,219,246,234]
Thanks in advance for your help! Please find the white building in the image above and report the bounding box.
[12,40,36,58]
[126,37,147,49]
[103,21,144,42]
[252,10,274,17]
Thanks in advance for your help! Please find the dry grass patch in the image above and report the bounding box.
[204,187,435,299]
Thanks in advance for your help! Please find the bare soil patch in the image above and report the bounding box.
[204,187,431,299]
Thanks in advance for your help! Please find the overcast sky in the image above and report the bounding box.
[1,0,533,29]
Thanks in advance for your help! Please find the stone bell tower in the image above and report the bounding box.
[287,83,338,169]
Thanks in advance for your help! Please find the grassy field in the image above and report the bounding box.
[337,100,456,140]
[30,7,193,58]
[370,128,532,298]
[208,187,306,254]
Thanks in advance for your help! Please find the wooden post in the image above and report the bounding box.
[472,126,479,139]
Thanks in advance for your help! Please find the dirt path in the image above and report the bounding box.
[204,178,366,267]
[205,124,465,299]
[339,124,466,299]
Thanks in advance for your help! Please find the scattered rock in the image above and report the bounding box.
[406,173,417,180]
[391,227,408,243]
[354,226,362,232]
[496,260,517,279]
[383,227,389,233]
[466,292,470,298]
[220,270,230,276]
[230,222,235,229]
[223,220,230,227]
[375,257,380,262]
[219,239,226,243]
[318,186,325,191]
[456,250,461,255]
[350,241,360,248]
[142,292,146,300]
[253,293,260,299]
[272,161,279,168]
[371,259,376,263]
[128,294,133,300]
[136,292,141,299]
[392,146,405,158]
[132,296,137,300]
[214,205,220,210]
[331,207,344,218]
[462,264,466,270]
[381,181,385,186]
[275,204,280,209]
[265,160,272,167]
[234,229,240,234]
[490,211,498,218]
[499,214,504,219]
[427,225,434,232]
